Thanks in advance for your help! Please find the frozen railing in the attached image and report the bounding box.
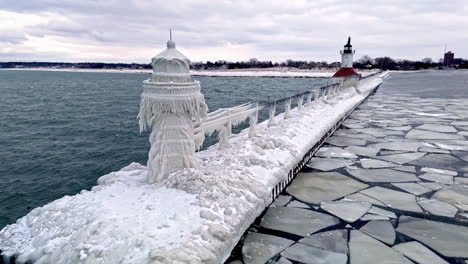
[195,80,348,150]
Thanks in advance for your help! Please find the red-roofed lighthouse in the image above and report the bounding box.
[333,37,359,78]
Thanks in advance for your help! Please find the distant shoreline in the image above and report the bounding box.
[0,67,380,78]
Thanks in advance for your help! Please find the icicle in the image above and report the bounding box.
[306,93,313,106]
[226,109,232,137]
[268,103,276,127]
[314,90,320,102]
[248,105,258,138]
[218,122,229,149]
[297,95,304,110]
[323,87,331,104]
[284,98,291,119]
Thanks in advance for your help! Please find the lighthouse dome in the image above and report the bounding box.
[151,39,192,83]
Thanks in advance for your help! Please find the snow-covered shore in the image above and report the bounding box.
[0,73,387,264]
[0,67,378,78]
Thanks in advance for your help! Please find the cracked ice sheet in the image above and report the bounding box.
[0,75,386,264]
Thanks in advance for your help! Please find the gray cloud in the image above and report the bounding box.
[0,0,467,62]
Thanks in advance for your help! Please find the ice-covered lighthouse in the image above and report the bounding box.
[138,34,208,183]
[333,37,359,78]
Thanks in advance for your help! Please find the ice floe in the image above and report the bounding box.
[376,152,426,165]
[242,232,294,264]
[298,229,348,254]
[392,241,449,264]
[406,129,464,140]
[286,172,368,204]
[417,198,458,217]
[260,207,339,236]
[281,243,347,264]
[359,220,396,245]
[391,183,431,195]
[320,200,371,223]
[307,158,353,171]
[360,186,422,212]
[346,168,419,183]
[315,147,358,159]
[397,216,468,258]
[349,230,412,264]
[344,146,379,157]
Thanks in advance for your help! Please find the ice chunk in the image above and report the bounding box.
[346,168,419,183]
[392,166,416,173]
[320,200,371,223]
[417,198,458,217]
[418,146,450,154]
[416,124,457,133]
[376,152,426,165]
[281,243,347,264]
[299,229,348,254]
[397,216,468,258]
[368,206,397,219]
[419,173,453,184]
[286,172,368,204]
[420,167,457,176]
[410,154,468,173]
[406,129,464,140]
[392,241,449,264]
[359,220,396,245]
[326,136,367,147]
[260,207,339,236]
[418,182,446,191]
[349,230,412,264]
[242,232,294,264]
[360,159,397,169]
[307,158,353,171]
[344,146,379,157]
[454,177,468,185]
[452,150,468,162]
[272,195,291,207]
[287,200,310,209]
[345,193,386,207]
[431,185,468,206]
[391,183,431,195]
[360,186,423,213]
[369,141,423,152]
[316,147,358,159]
[360,214,389,221]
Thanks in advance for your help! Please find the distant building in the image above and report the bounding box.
[444,51,454,66]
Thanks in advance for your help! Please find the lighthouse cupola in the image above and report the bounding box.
[340,36,355,68]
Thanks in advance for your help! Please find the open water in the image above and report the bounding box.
[0,70,327,229]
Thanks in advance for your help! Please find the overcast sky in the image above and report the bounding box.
[1,0,467,63]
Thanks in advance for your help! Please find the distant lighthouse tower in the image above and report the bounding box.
[333,37,359,78]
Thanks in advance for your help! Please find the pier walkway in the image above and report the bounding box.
[228,72,468,264]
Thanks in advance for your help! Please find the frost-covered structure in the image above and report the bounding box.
[138,37,259,183]
[138,37,208,183]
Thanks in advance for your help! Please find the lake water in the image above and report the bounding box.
[0,70,327,229]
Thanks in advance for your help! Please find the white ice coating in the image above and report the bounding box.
[138,39,208,183]
[139,40,260,182]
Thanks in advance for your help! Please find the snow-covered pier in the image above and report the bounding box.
[0,67,387,263]
[230,75,468,264]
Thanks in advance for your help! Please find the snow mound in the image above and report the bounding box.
[0,73,386,264]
